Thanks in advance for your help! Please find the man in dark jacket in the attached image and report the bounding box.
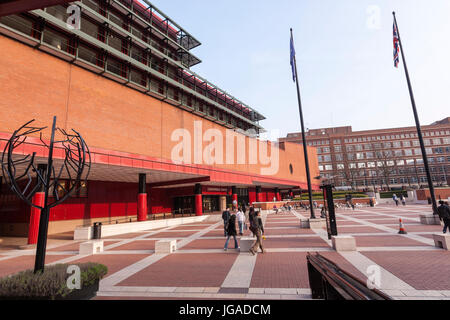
[222,208,231,237]
[224,213,239,251]
[250,210,265,255]
[437,201,450,234]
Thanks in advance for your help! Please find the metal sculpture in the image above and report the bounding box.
[1,116,90,273]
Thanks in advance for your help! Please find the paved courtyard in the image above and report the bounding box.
[0,204,449,300]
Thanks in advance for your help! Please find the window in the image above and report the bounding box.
[325,165,333,171]
[406,159,414,165]
[404,149,412,156]
[433,138,441,145]
[323,155,332,162]
[394,150,403,157]
[322,147,331,153]
[349,163,357,169]
[366,152,374,159]
[413,140,420,146]
[335,146,342,152]
[337,164,345,170]
[318,165,324,171]
[403,141,411,147]
[393,141,401,148]
[397,160,405,166]
[335,154,343,161]
[367,162,376,168]
[356,153,365,160]
[358,163,366,168]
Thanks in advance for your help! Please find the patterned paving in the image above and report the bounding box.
[0,204,449,300]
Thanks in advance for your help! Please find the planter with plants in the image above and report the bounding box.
[0,263,108,300]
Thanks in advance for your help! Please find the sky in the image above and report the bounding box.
[147,0,450,139]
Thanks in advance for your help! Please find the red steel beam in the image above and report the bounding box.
[0,0,72,17]
[149,177,211,189]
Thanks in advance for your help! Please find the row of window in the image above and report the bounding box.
[316,139,450,154]
[0,10,258,133]
[319,159,450,171]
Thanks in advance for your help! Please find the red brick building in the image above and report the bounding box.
[280,118,450,191]
[0,0,319,238]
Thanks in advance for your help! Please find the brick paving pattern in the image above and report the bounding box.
[1,204,449,300]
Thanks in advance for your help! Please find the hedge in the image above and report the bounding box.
[0,263,107,299]
[380,191,408,199]
[295,192,369,200]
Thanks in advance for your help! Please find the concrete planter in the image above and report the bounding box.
[420,214,442,226]
[0,280,99,300]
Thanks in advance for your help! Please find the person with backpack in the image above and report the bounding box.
[437,200,450,234]
[224,212,239,251]
[222,208,231,237]
[249,210,265,255]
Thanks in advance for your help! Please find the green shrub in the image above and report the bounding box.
[380,191,408,199]
[0,263,107,299]
[294,191,369,200]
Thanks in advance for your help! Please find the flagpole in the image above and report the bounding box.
[393,12,438,215]
[290,28,316,219]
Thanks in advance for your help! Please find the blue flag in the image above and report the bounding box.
[290,33,296,82]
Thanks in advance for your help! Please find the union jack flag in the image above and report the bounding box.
[393,22,400,68]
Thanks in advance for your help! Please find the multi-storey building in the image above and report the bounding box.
[280,118,450,191]
[0,0,319,238]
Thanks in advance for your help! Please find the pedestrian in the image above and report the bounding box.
[400,194,406,206]
[248,207,255,236]
[273,204,278,214]
[437,200,450,234]
[249,210,265,255]
[393,194,399,206]
[236,207,245,236]
[222,207,230,237]
[224,212,239,251]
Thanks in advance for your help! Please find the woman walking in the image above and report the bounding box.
[224,212,239,251]
[249,210,265,255]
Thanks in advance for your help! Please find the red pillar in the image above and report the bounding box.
[256,186,263,202]
[137,174,147,222]
[248,188,256,205]
[232,186,238,209]
[195,184,203,216]
[275,188,281,202]
[28,192,45,245]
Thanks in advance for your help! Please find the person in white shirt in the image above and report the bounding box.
[236,208,245,236]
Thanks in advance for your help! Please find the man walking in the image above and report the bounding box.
[249,210,265,255]
[437,200,450,234]
[222,208,231,237]
[393,194,399,206]
[236,207,245,236]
